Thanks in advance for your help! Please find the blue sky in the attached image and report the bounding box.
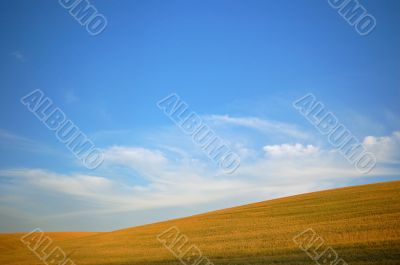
[0,0,399,231]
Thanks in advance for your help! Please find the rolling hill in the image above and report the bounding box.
[1,181,399,265]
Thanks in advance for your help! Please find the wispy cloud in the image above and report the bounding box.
[0,129,57,155]
[204,115,310,139]
[11,51,25,62]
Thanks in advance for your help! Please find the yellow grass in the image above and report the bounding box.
[1,181,399,265]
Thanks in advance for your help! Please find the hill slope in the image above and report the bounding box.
[1,181,399,265]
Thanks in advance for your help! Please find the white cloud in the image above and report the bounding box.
[263,143,319,157]
[102,146,177,182]
[2,131,398,219]
[363,131,400,164]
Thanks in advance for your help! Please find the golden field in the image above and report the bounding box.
[1,180,399,265]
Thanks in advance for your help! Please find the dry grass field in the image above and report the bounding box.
[1,181,399,265]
